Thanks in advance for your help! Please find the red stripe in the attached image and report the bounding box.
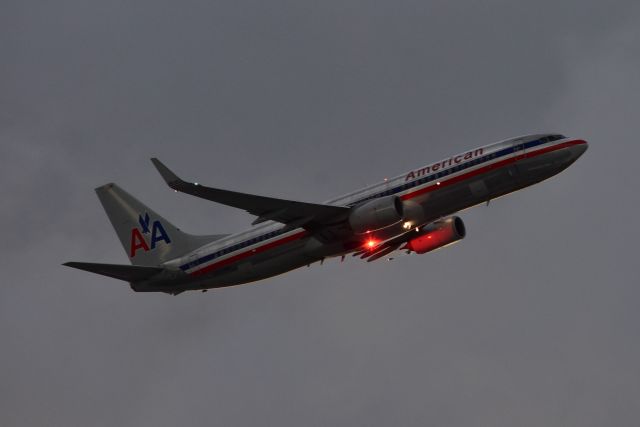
[190,230,308,276]
[400,139,586,201]
[191,139,586,276]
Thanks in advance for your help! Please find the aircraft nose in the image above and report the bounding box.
[571,140,588,159]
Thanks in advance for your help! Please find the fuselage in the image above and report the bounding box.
[135,134,588,292]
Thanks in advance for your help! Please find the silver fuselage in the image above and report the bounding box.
[134,134,588,292]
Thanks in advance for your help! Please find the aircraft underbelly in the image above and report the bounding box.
[190,239,315,288]
[413,163,517,222]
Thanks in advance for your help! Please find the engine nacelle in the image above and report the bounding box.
[349,195,404,234]
[404,216,466,254]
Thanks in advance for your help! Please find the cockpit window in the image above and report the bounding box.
[548,134,566,141]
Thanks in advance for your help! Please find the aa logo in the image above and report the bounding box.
[130,213,171,257]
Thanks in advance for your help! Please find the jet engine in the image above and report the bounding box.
[404,216,466,254]
[349,195,404,234]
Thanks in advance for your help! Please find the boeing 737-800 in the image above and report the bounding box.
[65,134,587,294]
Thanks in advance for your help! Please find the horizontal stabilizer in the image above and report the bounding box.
[151,158,349,229]
[64,262,164,282]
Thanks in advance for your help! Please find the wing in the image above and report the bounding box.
[151,158,349,229]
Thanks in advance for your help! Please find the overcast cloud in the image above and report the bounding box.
[1,1,639,426]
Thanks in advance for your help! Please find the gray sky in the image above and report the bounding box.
[1,1,639,426]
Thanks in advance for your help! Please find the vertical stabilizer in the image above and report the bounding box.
[95,183,225,266]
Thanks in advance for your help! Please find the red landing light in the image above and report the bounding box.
[365,239,377,249]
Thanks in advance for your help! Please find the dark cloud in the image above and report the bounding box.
[1,1,639,426]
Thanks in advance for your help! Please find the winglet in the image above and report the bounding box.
[151,158,183,187]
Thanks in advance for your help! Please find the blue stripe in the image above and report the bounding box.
[180,136,558,271]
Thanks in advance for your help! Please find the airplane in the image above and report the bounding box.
[64,134,588,295]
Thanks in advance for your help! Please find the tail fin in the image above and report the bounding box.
[95,183,226,266]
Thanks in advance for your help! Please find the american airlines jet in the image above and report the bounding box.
[65,134,587,295]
